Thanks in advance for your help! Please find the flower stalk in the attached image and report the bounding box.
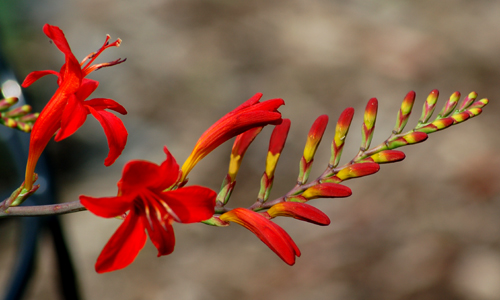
[1,23,491,274]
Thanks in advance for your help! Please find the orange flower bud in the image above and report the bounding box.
[301,182,352,199]
[228,127,263,180]
[370,150,405,164]
[303,115,328,163]
[336,163,380,180]
[265,119,291,178]
[268,202,330,225]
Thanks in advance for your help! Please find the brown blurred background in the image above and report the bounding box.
[1,0,500,299]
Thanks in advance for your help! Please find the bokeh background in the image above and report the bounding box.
[1,0,500,299]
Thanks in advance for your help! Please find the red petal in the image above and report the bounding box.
[88,107,128,166]
[271,220,301,258]
[220,208,299,265]
[54,94,89,141]
[181,97,284,179]
[95,211,147,273]
[22,70,60,88]
[74,79,99,100]
[119,147,179,193]
[243,98,285,117]
[85,98,127,115]
[119,160,163,194]
[231,93,263,112]
[42,24,82,83]
[80,194,135,218]
[157,146,180,190]
[162,186,216,223]
[43,24,73,58]
[142,214,176,257]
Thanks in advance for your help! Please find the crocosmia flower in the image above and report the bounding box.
[181,93,284,182]
[22,24,127,190]
[80,147,216,273]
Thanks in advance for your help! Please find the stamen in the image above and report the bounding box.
[81,35,111,68]
[159,200,181,223]
[152,201,170,231]
[158,217,170,231]
[80,34,123,76]
[82,58,126,77]
[154,205,162,223]
[143,203,154,230]
[145,189,182,223]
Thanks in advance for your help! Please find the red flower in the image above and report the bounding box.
[22,24,127,189]
[80,147,216,273]
[180,93,284,182]
[220,208,301,265]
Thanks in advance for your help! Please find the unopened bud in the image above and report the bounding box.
[387,131,428,148]
[0,97,18,111]
[438,91,460,118]
[458,91,478,111]
[336,162,380,180]
[303,115,328,163]
[3,105,32,118]
[393,91,415,134]
[419,89,439,124]
[330,107,354,168]
[361,98,378,150]
[301,182,352,199]
[265,119,291,178]
[370,150,405,164]
[268,202,330,225]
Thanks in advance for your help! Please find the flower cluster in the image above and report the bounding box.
[0,96,38,133]
[207,90,487,266]
[0,24,489,273]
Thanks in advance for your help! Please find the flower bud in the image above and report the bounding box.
[330,107,354,168]
[458,91,477,111]
[268,202,330,225]
[387,132,428,149]
[265,119,291,178]
[370,150,405,164]
[419,89,439,124]
[228,127,263,181]
[438,91,460,118]
[361,98,378,150]
[303,115,328,163]
[335,162,380,180]
[0,97,18,111]
[393,91,415,134]
[301,182,352,199]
